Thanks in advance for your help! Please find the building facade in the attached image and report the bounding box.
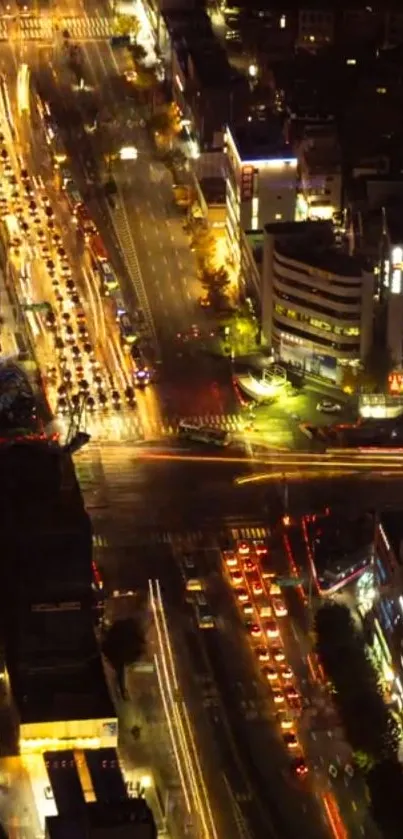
[225,124,298,273]
[261,221,374,381]
[296,121,342,221]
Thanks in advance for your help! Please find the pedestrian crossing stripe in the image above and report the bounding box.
[92,534,108,548]
[90,527,269,548]
[230,526,269,540]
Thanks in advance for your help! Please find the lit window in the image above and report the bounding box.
[275,213,282,220]
[280,14,286,28]
[346,58,356,65]
[376,87,387,94]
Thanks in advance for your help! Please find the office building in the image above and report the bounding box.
[261,221,374,381]
[170,8,248,153]
[296,121,342,221]
[225,122,298,273]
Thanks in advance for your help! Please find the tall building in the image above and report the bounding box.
[225,122,297,273]
[296,121,342,221]
[261,221,374,381]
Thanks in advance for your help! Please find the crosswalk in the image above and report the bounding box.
[20,16,53,41]
[80,411,246,444]
[0,15,115,43]
[91,525,270,550]
[57,16,113,41]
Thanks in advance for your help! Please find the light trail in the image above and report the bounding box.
[149,579,218,839]
[322,792,348,839]
[155,580,218,839]
[17,63,30,115]
[152,651,191,812]
[136,451,403,469]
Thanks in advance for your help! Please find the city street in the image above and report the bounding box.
[79,443,397,838]
[0,15,395,839]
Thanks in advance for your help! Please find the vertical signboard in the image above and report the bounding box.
[241,165,254,201]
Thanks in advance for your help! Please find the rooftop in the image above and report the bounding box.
[46,798,156,839]
[200,177,226,205]
[309,512,375,592]
[166,9,235,87]
[265,220,367,276]
[11,654,114,724]
[228,120,294,162]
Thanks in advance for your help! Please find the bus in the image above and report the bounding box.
[195,593,215,629]
[178,421,231,447]
[100,261,118,293]
[77,204,96,239]
[59,165,73,189]
[119,312,136,345]
[111,289,127,319]
[51,134,67,168]
[89,233,108,264]
[65,182,83,217]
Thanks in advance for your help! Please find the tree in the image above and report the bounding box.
[149,103,181,142]
[129,43,147,63]
[362,343,395,393]
[191,228,217,270]
[315,602,400,766]
[200,266,231,311]
[102,616,145,697]
[112,14,140,38]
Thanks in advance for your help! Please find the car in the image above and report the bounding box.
[86,395,96,412]
[255,646,270,662]
[243,559,256,573]
[316,399,342,414]
[291,756,308,778]
[236,587,249,603]
[277,711,294,731]
[124,385,136,406]
[229,571,243,586]
[79,379,90,392]
[262,666,278,683]
[270,583,281,596]
[241,600,254,616]
[71,344,81,358]
[97,391,108,408]
[45,311,57,328]
[264,619,280,639]
[271,645,286,663]
[111,390,121,408]
[54,336,65,350]
[236,540,250,556]
[284,686,300,703]
[252,579,264,596]
[64,324,75,343]
[283,733,299,751]
[254,541,268,557]
[66,279,76,292]
[272,690,285,705]
[248,623,261,639]
[56,396,69,415]
[273,596,288,617]
[279,665,294,682]
[78,324,89,340]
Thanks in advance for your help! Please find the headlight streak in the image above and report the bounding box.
[149,580,217,839]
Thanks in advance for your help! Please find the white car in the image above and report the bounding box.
[316,399,342,414]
